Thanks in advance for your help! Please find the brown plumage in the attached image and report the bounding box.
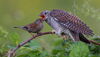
[14,18,43,34]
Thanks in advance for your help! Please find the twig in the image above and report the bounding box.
[7,32,55,57]
[7,31,100,57]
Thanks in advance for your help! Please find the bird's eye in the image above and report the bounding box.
[44,12,47,15]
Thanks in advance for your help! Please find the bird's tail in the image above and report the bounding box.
[13,26,24,29]
[79,33,100,45]
[79,33,91,44]
[70,30,90,44]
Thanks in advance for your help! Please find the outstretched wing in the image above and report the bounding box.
[50,9,94,35]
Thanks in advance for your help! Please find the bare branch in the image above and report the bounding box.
[7,32,55,57]
[7,31,100,57]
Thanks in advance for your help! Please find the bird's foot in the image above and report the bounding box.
[52,30,56,33]
[61,35,69,40]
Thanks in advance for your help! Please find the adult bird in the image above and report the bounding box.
[14,18,44,35]
[39,9,94,44]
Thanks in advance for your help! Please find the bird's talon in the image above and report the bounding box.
[52,30,56,33]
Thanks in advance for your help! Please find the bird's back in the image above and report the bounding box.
[50,9,94,36]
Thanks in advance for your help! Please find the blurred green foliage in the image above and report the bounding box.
[0,0,100,57]
[69,42,89,57]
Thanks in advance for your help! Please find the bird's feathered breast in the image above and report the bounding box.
[50,9,94,36]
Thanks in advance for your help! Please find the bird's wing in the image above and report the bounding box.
[50,9,94,35]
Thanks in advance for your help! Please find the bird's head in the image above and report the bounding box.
[39,10,50,21]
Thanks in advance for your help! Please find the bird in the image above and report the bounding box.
[39,9,94,44]
[14,18,44,35]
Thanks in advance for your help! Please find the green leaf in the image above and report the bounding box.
[69,42,89,57]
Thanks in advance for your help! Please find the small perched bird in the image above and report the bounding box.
[39,9,94,44]
[14,18,44,34]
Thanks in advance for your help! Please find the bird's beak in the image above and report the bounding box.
[39,15,46,21]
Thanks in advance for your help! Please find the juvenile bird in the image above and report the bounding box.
[39,9,94,44]
[14,18,44,35]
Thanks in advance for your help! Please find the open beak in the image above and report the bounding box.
[39,15,46,21]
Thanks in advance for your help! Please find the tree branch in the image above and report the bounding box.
[7,32,55,57]
[7,31,100,57]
